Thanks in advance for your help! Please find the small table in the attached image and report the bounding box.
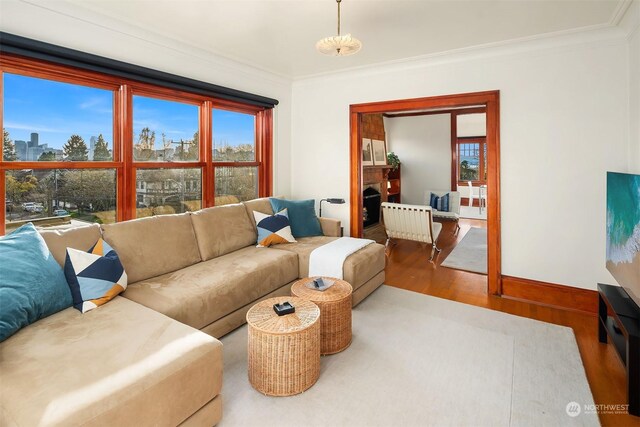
[246,296,320,396]
[291,277,353,355]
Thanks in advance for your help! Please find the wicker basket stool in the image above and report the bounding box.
[291,277,353,355]
[246,296,320,396]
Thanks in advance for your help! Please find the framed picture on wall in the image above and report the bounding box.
[362,138,374,166]
[372,139,387,165]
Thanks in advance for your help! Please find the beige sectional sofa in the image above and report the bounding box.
[0,197,385,427]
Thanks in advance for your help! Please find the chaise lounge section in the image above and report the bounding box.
[0,197,385,426]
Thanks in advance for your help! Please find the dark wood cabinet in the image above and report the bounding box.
[598,283,640,416]
[387,164,401,204]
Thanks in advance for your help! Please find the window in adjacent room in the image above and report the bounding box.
[457,137,486,184]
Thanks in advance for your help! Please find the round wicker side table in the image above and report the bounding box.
[291,277,353,355]
[246,296,320,396]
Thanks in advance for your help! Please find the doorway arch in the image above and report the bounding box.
[349,90,501,295]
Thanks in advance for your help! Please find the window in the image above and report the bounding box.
[0,54,274,235]
[213,109,255,162]
[5,169,117,224]
[457,137,486,184]
[3,73,114,162]
[212,108,265,206]
[215,166,258,204]
[133,96,199,162]
[136,168,202,218]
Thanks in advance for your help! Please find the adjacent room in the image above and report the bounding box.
[362,108,489,276]
[0,0,639,426]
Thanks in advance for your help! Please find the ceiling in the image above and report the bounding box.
[41,0,630,78]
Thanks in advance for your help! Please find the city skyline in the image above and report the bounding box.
[3,73,256,154]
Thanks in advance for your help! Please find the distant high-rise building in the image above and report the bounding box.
[12,132,62,160]
[14,140,27,160]
[89,136,97,160]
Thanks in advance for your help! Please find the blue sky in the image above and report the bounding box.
[3,73,255,153]
[3,73,113,149]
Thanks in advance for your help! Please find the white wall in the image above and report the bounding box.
[384,114,451,204]
[291,30,630,291]
[628,3,640,173]
[0,0,293,196]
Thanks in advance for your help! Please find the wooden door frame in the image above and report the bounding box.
[349,90,502,295]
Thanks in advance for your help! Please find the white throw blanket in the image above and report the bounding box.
[308,237,375,279]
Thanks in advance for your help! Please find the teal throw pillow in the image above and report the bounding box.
[0,223,72,342]
[269,198,323,238]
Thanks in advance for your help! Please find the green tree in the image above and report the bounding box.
[38,151,57,161]
[63,134,89,161]
[459,160,477,181]
[93,134,111,161]
[5,172,38,219]
[58,169,115,215]
[3,129,17,161]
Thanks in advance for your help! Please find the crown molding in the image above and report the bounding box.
[10,0,638,83]
[618,0,640,39]
[610,0,634,26]
[294,24,629,83]
[16,0,292,86]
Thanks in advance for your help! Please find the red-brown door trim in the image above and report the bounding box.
[349,91,502,295]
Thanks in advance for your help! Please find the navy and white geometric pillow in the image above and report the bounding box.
[64,238,127,313]
[253,208,297,247]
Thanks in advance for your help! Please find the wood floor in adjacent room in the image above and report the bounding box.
[383,218,638,426]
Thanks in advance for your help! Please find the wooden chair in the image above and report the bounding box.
[381,202,442,261]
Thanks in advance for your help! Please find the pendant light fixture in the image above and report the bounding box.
[316,0,362,56]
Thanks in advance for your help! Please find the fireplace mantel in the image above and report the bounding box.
[363,165,392,202]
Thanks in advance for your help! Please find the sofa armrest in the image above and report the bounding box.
[319,217,341,237]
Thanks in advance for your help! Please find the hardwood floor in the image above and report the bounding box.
[383,218,638,426]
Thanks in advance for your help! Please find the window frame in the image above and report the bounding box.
[211,104,269,205]
[456,136,487,186]
[0,54,273,235]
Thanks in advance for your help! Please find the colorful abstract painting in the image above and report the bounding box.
[606,172,640,305]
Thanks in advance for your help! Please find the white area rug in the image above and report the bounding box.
[219,286,598,427]
[441,227,488,274]
[460,205,487,220]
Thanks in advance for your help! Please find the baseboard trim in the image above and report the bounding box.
[501,275,598,315]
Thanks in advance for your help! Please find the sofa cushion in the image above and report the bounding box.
[190,203,257,261]
[243,197,275,230]
[254,209,296,247]
[270,198,323,238]
[64,238,128,313]
[429,192,450,212]
[39,223,102,267]
[0,223,72,342]
[0,297,222,427]
[101,213,202,284]
[272,237,386,290]
[123,246,299,330]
